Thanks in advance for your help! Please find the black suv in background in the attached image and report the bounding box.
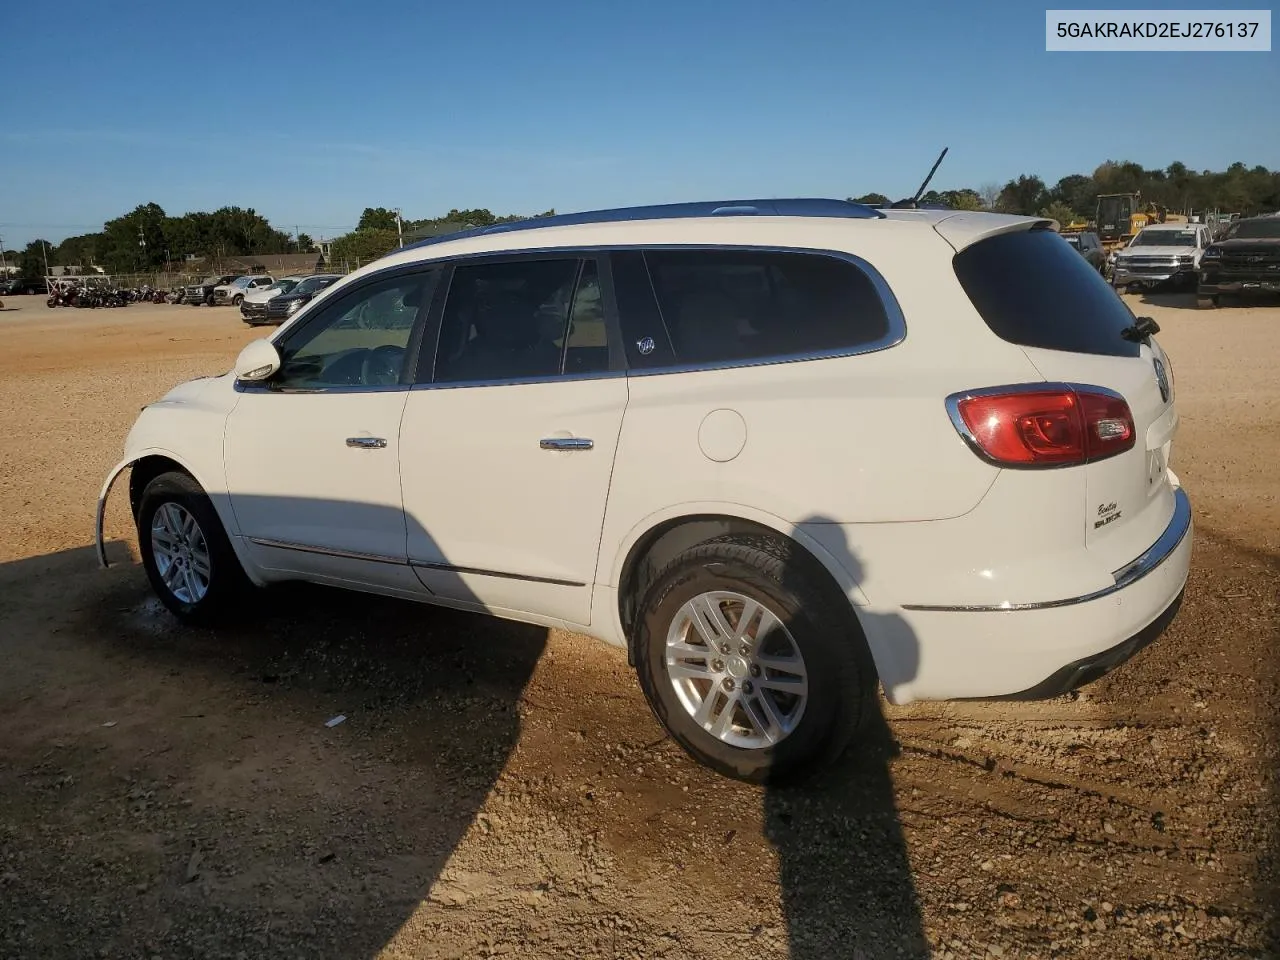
[254,274,343,325]
[1198,213,1280,308]
[1060,230,1105,272]
[1,278,49,295]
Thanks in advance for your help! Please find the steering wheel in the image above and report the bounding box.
[360,345,404,386]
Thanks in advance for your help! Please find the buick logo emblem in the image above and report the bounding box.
[1153,357,1170,403]
[636,336,656,356]
[1248,255,1263,263]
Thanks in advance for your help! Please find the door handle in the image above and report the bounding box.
[346,437,388,449]
[539,437,593,451]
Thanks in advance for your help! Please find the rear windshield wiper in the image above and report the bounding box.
[1121,315,1161,342]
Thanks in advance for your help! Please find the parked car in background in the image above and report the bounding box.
[239,276,304,323]
[1197,213,1280,308]
[213,275,274,307]
[1111,223,1211,291]
[97,199,1191,783]
[183,275,240,306]
[255,274,342,325]
[1,278,49,295]
[1060,230,1105,272]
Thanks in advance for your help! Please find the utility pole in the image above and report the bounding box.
[42,240,50,279]
[394,208,404,248]
[0,234,7,274]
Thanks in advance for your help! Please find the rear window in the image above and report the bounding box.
[953,229,1139,358]
[642,249,892,365]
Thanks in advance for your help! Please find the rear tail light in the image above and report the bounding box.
[948,385,1135,467]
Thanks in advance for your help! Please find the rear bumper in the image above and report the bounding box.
[874,486,1192,703]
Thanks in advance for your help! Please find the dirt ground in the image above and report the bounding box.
[0,291,1276,960]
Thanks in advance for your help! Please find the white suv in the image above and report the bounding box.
[96,199,1192,782]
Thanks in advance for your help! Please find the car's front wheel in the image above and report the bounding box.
[137,471,248,624]
[231,294,244,306]
[633,536,874,783]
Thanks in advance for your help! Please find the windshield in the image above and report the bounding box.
[1229,218,1280,240]
[1131,229,1197,247]
[294,276,337,294]
[272,280,299,294]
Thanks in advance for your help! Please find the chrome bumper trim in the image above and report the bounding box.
[247,537,406,566]
[902,487,1191,613]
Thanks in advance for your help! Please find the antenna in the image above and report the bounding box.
[890,147,950,209]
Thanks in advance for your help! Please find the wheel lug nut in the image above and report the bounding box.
[743,681,753,694]
[723,678,736,691]
[719,644,730,655]
[712,659,725,672]
[750,664,760,678]
[739,644,750,657]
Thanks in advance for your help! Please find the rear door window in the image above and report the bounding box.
[953,228,1140,358]
[432,258,584,383]
[639,249,892,366]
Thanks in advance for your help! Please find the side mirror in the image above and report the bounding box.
[234,338,281,382]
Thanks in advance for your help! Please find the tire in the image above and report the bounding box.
[137,471,249,625]
[633,535,875,784]
[1197,295,1218,309]
[232,295,243,306]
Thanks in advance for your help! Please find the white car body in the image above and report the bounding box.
[97,199,1191,774]
[1112,223,1211,287]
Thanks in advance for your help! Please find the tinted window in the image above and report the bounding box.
[275,271,438,389]
[1230,218,1280,239]
[562,261,610,376]
[433,259,581,383]
[642,250,891,365]
[612,250,677,368]
[953,229,1139,358]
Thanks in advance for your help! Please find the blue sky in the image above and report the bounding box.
[1,0,1276,248]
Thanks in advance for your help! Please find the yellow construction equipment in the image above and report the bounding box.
[1095,193,1185,253]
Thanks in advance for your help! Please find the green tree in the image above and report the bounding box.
[357,207,399,231]
[1038,201,1079,226]
[100,202,169,273]
[19,240,51,280]
[996,175,1049,215]
[850,193,889,206]
[329,228,400,266]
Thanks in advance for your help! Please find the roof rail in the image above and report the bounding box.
[400,198,884,252]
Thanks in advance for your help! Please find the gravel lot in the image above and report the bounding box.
[0,291,1277,959]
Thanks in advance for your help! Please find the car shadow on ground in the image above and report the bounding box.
[766,517,928,958]
[2,520,929,957]
[1135,291,1202,311]
[0,540,550,958]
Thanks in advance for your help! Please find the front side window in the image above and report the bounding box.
[433,258,590,384]
[641,249,892,365]
[273,271,438,390]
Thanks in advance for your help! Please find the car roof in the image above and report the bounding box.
[382,198,1043,266]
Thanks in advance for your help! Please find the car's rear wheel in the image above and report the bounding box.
[137,471,248,624]
[633,536,874,783]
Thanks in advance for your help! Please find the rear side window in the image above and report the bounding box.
[642,250,891,366]
[953,229,1140,358]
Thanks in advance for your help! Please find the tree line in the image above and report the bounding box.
[8,203,310,280]
[7,159,1276,280]
[327,206,556,265]
[854,160,1280,226]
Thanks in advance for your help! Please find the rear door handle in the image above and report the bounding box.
[346,437,387,449]
[539,437,593,451]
